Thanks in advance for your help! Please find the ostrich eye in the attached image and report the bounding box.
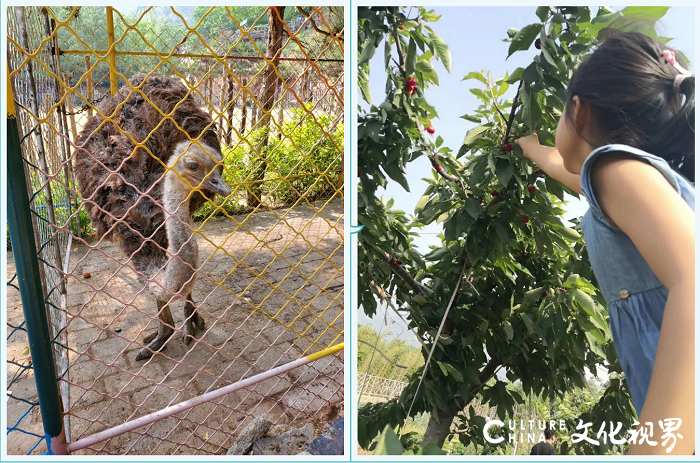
[185,160,199,170]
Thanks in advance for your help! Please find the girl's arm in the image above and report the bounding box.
[592,157,695,455]
[515,134,583,194]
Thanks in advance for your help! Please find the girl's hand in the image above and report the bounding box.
[515,133,583,194]
[515,133,542,160]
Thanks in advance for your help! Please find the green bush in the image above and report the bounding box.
[193,105,343,220]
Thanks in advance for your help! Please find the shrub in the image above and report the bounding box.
[193,105,343,220]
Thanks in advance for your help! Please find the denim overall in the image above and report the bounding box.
[580,144,695,415]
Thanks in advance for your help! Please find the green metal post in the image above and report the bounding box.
[7,67,68,454]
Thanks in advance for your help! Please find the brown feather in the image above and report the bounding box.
[75,73,219,276]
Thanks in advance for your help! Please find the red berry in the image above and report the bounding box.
[547,34,551,39]
[528,185,536,194]
[503,143,512,152]
[535,38,542,50]
[406,77,417,87]
[435,165,443,171]
[406,84,418,95]
[520,251,525,255]
[396,258,402,265]
[83,272,91,278]
[426,126,436,134]
[478,198,483,204]
[521,216,530,224]
[490,190,499,197]
[399,24,405,31]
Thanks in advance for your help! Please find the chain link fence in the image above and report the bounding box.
[7,5,344,455]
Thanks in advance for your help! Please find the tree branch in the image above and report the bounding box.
[296,6,334,38]
[358,340,409,369]
[372,281,431,355]
[361,242,431,295]
[502,80,523,145]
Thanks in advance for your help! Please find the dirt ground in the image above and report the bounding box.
[6,199,344,455]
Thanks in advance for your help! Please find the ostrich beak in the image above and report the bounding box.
[203,173,231,197]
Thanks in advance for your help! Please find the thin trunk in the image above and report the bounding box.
[422,399,463,449]
[84,56,94,118]
[218,73,226,141]
[422,357,501,448]
[224,68,234,146]
[62,74,78,141]
[239,77,248,135]
[247,6,285,209]
[277,80,284,140]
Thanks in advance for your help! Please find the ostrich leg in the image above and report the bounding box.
[181,293,205,345]
[136,300,175,361]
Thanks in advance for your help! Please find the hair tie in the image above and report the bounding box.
[663,49,693,93]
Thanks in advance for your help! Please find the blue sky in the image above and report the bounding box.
[357,6,695,339]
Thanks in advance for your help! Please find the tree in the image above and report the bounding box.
[357,6,671,454]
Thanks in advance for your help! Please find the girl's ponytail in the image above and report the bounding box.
[566,32,695,182]
[647,69,694,182]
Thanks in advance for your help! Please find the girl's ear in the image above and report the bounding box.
[571,96,591,136]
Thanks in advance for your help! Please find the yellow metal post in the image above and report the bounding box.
[106,6,117,96]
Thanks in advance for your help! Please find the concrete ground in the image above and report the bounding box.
[6,198,344,455]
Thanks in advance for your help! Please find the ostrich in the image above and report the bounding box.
[74,73,231,361]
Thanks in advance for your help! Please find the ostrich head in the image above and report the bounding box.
[166,141,232,199]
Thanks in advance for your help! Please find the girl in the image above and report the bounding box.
[516,32,694,455]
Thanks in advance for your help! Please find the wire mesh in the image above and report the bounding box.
[7,5,344,455]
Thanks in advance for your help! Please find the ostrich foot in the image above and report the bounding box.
[181,310,205,345]
[136,326,174,361]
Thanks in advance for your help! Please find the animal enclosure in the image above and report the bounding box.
[6,6,344,455]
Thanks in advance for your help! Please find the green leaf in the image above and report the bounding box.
[536,6,550,22]
[505,67,525,84]
[545,176,566,202]
[430,31,451,72]
[542,48,565,74]
[504,321,514,342]
[384,38,391,70]
[444,363,464,382]
[507,23,543,58]
[414,96,438,119]
[495,223,510,247]
[374,426,405,455]
[358,66,371,104]
[520,313,535,334]
[520,85,542,132]
[621,6,669,20]
[574,289,596,317]
[497,80,510,96]
[406,39,417,76]
[559,227,581,241]
[416,59,435,75]
[415,194,431,213]
[522,287,545,307]
[464,198,481,219]
[461,125,489,148]
[507,27,519,38]
[383,162,411,192]
[438,361,449,376]
[460,114,482,123]
[496,159,514,187]
[462,71,488,84]
[358,34,378,66]
[465,367,481,386]
[470,88,490,103]
[568,43,588,55]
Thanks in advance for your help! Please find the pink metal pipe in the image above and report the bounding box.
[66,343,344,452]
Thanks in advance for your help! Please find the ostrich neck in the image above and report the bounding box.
[163,174,196,256]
